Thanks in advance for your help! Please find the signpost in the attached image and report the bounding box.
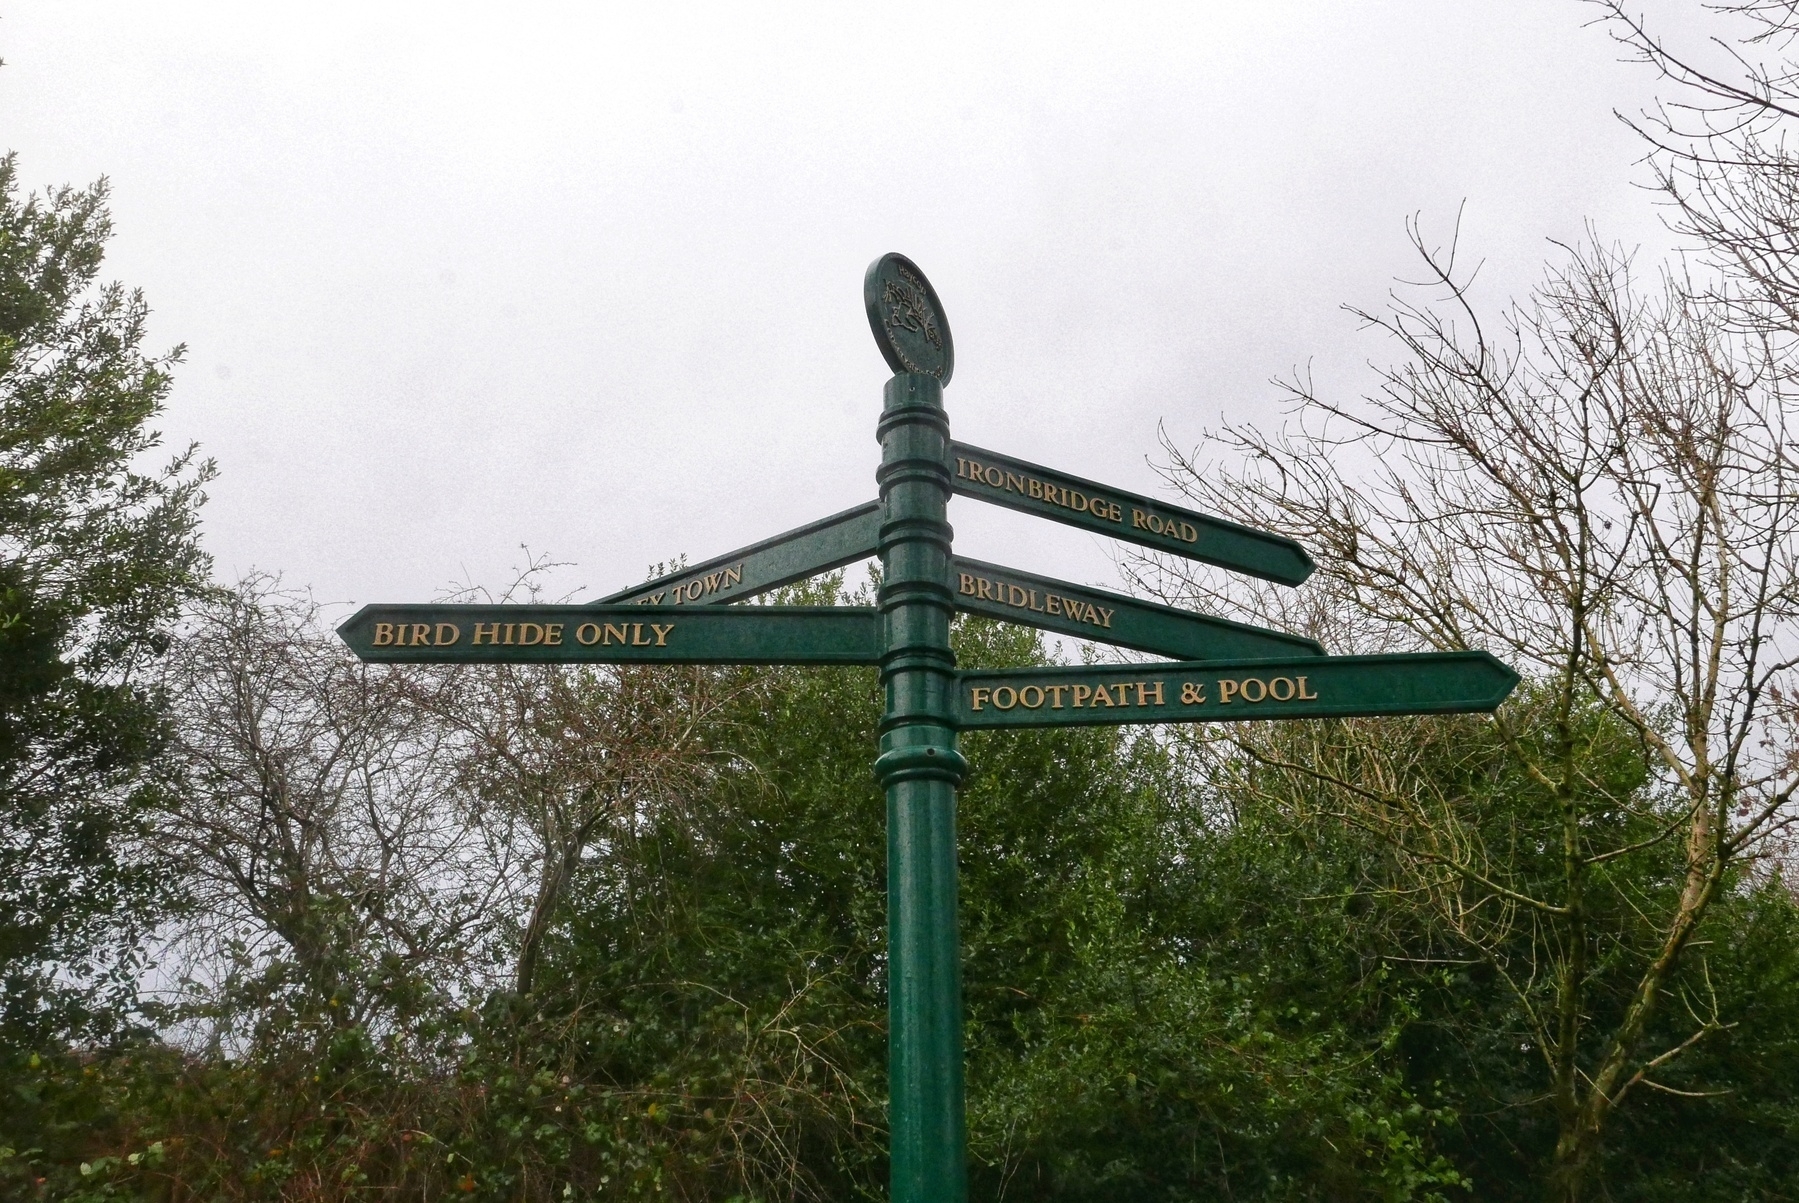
[340,252,1519,1203]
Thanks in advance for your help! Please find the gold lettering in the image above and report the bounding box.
[1240,677,1267,702]
[977,578,995,601]
[1069,490,1089,513]
[1007,584,1028,608]
[603,623,629,645]
[373,623,394,646]
[411,623,431,646]
[502,624,516,645]
[1178,522,1198,542]
[473,622,501,645]
[519,623,544,646]
[1028,479,1043,499]
[1004,472,1026,495]
[1047,685,1069,708]
[576,622,601,645]
[435,623,460,646]
[1019,685,1045,708]
[969,687,990,711]
[1297,676,1318,700]
[704,571,723,594]
[631,623,651,646]
[651,623,673,646]
[1136,680,1164,706]
[1269,677,1294,701]
[983,466,1005,487]
[1095,606,1114,628]
[1089,684,1115,707]
[1045,595,1062,616]
[1218,678,1240,704]
[544,623,564,646]
[956,457,972,478]
[1028,589,1045,612]
[992,686,1018,710]
[960,573,977,596]
[1132,508,1149,529]
[1072,684,1092,707]
[724,565,743,587]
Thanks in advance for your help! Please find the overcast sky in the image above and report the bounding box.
[3,2,1702,607]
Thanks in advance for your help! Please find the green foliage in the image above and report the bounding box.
[0,611,1470,1200]
[0,154,212,1042]
[1223,686,1799,1199]
[472,609,1479,1201]
[6,581,1799,1200]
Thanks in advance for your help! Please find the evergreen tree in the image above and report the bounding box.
[0,154,211,1041]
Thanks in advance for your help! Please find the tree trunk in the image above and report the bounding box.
[514,845,579,996]
[1547,1119,1602,1202]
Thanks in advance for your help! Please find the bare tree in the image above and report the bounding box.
[397,566,740,997]
[1135,228,1799,1200]
[1594,0,1799,333]
[157,576,509,1039]
[413,656,734,996]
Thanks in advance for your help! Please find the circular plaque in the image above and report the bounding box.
[863,253,954,384]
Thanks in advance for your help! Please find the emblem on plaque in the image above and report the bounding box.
[864,252,955,384]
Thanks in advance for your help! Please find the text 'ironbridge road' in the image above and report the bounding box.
[947,442,1315,586]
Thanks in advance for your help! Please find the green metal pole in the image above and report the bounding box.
[875,370,969,1203]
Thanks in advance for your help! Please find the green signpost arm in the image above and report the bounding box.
[336,604,883,665]
[594,500,883,607]
[947,440,1315,585]
[600,523,1323,663]
[957,651,1521,729]
[950,556,1323,661]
